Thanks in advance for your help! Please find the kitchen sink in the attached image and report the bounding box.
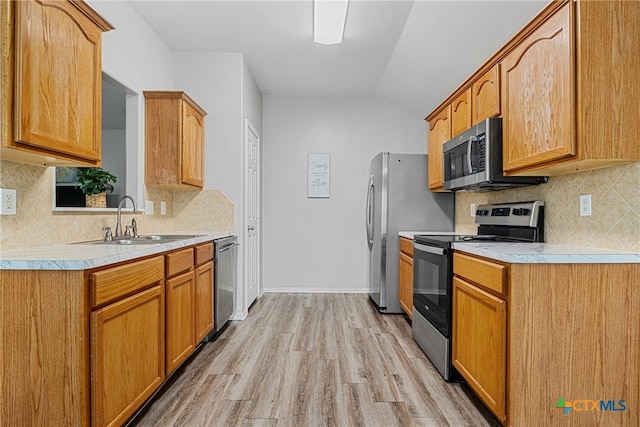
[72,234,205,245]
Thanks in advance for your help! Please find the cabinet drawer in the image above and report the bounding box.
[91,256,165,308]
[399,237,414,257]
[453,252,506,295]
[166,248,194,277]
[194,242,214,266]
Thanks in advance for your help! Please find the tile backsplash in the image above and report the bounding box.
[0,160,234,251]
[1,159,638,253]
[455,162,640,253]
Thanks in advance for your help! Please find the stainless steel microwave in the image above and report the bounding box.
[442,118,547,191]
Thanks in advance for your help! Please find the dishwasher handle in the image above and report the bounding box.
[218,242,240,253]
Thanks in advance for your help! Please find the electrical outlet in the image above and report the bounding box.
[470,203,476,217]
[160,201,167,215]
[580,194,592,217]
[145,200,154,215]
[0,188,17,215]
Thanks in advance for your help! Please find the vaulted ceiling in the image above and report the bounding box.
[129,0,548,117]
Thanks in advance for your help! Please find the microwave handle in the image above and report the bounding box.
[467,136,475,174]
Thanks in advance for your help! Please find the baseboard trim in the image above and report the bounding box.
[263,287,368,294]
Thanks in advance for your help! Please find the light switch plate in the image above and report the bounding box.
[470,203,476,217]
[160,201,166,215]
[0,188,17,215]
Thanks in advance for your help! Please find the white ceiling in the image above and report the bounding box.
[128,0,548,117]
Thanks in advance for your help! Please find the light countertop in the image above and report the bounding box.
[453,242,639,264]
[399,231,639,264]
[0,232,234,270]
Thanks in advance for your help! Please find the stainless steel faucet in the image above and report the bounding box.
[116,195,138,237]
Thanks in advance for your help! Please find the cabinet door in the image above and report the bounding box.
[166,270,196,374]
[181,102,205,187]
[195,261,214,343]
[501,3,573,173]
[398,252,413,319]
[91,285,165,427]
[472,65,500,125]
[12,0,106,164]
[452,277,506,421]
[427,106,451,191]
[451,89,471,137]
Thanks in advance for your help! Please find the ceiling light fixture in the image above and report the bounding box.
[314,0,349,45]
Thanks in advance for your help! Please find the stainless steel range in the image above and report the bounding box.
[412,201,544,381]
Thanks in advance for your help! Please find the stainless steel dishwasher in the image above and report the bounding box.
[206,235,238,340]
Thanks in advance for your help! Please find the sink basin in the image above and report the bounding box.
[72,234,204,245]
[135,234,204,241]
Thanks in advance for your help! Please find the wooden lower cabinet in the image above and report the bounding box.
[398,237,414,318]
[195,260,214,343]
[453,251,640,426]
[166,270,196,373]
[452,277,506,421]
[165,242,214,374]
[0,240,218,426]
[91,285,165,427]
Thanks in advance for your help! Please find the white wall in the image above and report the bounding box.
[101,129,126,200]
[243,60,263,135]
[263,96,426,292]
[173,53,243,194]
[174,53,264,318]
[88,0,175,206]
[89,0,174,93]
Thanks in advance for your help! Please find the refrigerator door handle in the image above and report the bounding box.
[366,175,374,251]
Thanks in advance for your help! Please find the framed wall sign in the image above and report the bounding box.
[307,153,330,198]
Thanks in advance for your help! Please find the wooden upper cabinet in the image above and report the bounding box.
[501,0,640,175]
[181,101,205,187]
[0,0,113,166]
[426,0,639,178]
[144,91,207,189]
[472,65,500,125]
[427,105,451,191]
[451,89,471,137]
[501,3,573,174]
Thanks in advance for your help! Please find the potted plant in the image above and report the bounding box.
[75,167,117,208]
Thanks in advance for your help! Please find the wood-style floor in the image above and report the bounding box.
[132,293,499,427]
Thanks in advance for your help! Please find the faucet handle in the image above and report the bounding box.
[102,226,113,241]
[124,225,133,237]
[131,218,138,238]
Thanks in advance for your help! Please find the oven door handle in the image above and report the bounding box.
[414,243,445,256]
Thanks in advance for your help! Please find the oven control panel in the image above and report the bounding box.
[475,201,544,227]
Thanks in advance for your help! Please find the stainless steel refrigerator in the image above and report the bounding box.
[366,153,454,313]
